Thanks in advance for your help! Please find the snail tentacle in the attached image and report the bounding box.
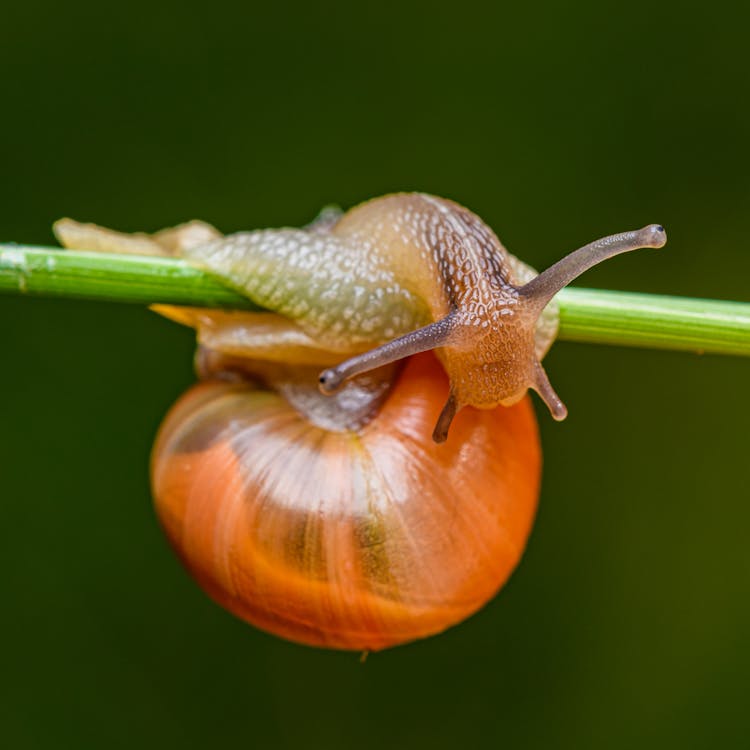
[530,359,568,422]
[432,392,458,443]
[318,313,458,394]
[520,224,667,311]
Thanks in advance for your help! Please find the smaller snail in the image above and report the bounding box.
[54,194,666,650]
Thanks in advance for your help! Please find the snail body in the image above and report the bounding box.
[54,193,666,650]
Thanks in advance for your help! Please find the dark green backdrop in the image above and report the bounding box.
[2,2,749,748]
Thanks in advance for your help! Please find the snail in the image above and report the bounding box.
[54,193,666,651]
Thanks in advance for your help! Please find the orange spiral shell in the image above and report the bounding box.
[151,353,541,651]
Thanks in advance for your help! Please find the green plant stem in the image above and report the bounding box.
[0,244,257,310]
[2,244,749,357]
[556,289,750,357]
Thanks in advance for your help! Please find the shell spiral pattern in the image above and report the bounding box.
[152,354,541,651]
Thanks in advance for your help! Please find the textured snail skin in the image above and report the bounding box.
[151,354,540,651]
[181,194,559,417]
[55,195,665,441]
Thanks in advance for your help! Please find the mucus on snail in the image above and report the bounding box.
[54,193,666,651]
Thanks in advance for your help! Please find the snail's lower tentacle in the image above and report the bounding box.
[531,359,568,421]
[432,392,458,444]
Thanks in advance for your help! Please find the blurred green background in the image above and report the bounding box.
[2,1,749,748]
